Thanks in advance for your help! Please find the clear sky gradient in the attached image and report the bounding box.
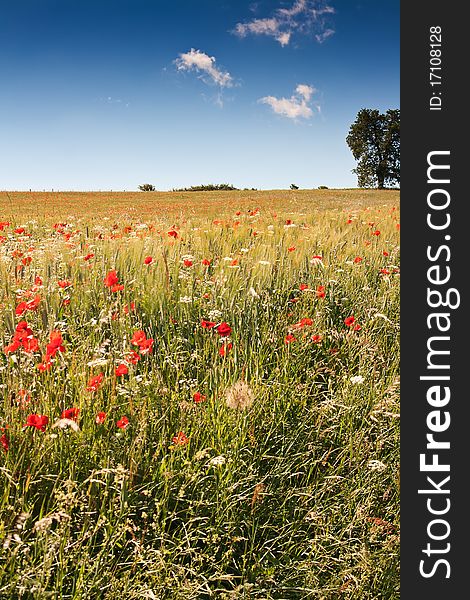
[1,0,399,191]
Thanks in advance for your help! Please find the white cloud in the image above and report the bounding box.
[175,49,233,88]
[233,0,335,46]
[259,84,318,120]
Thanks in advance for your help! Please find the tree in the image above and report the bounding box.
[138,183,156,191]
[346,109,400,188]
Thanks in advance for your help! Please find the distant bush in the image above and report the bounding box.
[171,183,238,192]
[138,184,156,191]
[318,185,329,189]
[290,184,299,190]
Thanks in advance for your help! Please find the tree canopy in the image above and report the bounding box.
[346,108,400,189]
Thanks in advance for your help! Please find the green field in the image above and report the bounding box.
[0,189,400,599]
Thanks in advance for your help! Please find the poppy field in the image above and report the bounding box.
[0,189,400,599]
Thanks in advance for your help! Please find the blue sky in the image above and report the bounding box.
[0,0,399,191]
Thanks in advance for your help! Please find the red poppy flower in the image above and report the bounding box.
[183,259,193,267]
[25,414,49,432]
[230,259,238,266]
[110,284,124,293]
[104,270,119,287]
[168,230,178,238]
[115,364,128,377]
[17,389,31,408]
[217,322,232,337]
[21,336,40,353]
[372,230,381,236]
[34,276,43,286]
[201,319,216,329]
[299,283,309,291]
[58,280,72,288]
[131,330,147,346]
[87,373,104,392]
[61,407,79,421]
[380,268,391,275]
[311,334,322,343]
[144,256,153,265]
[125,350,141,364]
[95,412,106,424]
[22,256,32,266]
[346,218,353,224]
[0,433,9,452]
[219,342,233,356]
[383,250,389,256]
[316,285,326,298]
[138,338,154,355]
[37,359,52,372]
[116,416,129,429]
[288,246,296,252]
[202,258,211,266]
[15,227,26,235]
[123,302,136,314]
[84,253,94,261]
[285,334,296,344]
[46,330,65,358]
[353,256,363,264]
[172,431,189,445]
[344,316,356,327]
[193,392,206,403]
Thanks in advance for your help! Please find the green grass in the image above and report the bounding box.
[0,190,399,599]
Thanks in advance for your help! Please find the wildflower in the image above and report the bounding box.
[25,414,49,432]
[202,258,211,266]
[350,375,365,384]
[104,270,119,287]
[61,407,79,421]
[52,418,80,431]
[115,364,128,377]
[46,330,65,358]
[288,246,296,252]
[299,283,309,291]
[84,253,94,261]
[372,230,381,236]
[125,350,141,364]
[353,256,363,264]
[344,316,356,327]
[95,412,106,424]
[311,334,322,343]
[1,433,8,452]
[316,285,326,298]
[225,381,255,410]
[183,259,193,267]
[167,230,178,238]
[116,416,129,429]
[201,319,216,329]
[138,338,154,355]
[285,333,296,344]
[57,280,72,288]
[172,431,189,445]
[144,256,153,265]
[219,342,233,356]
[310,255,323,265]
[110,283,124,293]
[87,373,104,392]
[16,389,31,408]
[37,359,52,372]
[209,455,226,466]
[217,322,232,337]
[131,330,147,346]
[193,391,206,403]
